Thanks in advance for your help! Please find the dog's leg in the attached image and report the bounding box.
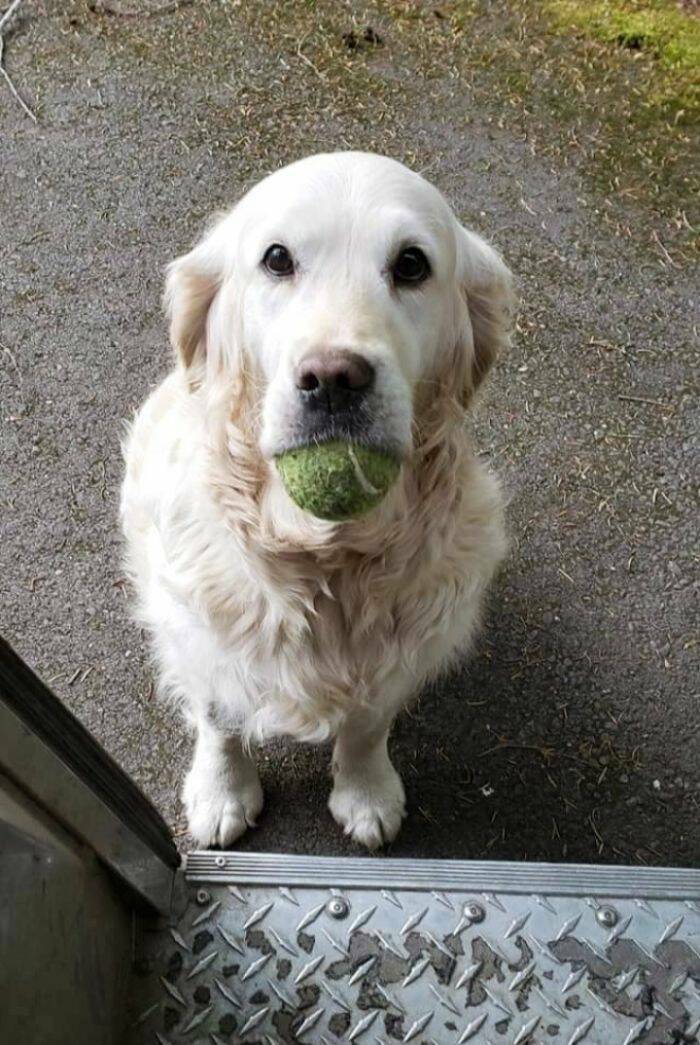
[328,709,406,850]
[182,717,263,848]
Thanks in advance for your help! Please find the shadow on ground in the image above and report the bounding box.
[238,576,697,865]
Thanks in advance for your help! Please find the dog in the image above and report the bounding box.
[121,152,513,850]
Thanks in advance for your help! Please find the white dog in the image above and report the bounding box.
[121,152,513,850]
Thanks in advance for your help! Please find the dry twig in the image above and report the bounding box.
[651,229,680,269]
[618,393,674,410]
[0,339,22,383]
[0,0,36,122]
[88,0,192,16]
[0,0,22,32]
[296,31,326,81]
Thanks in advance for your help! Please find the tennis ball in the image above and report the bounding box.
[276,440,401,521]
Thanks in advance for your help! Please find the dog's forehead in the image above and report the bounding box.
[239,152,452,230]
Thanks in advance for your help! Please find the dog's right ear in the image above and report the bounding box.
[163,214,228,376]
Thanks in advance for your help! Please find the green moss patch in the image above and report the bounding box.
[544,0,700,112]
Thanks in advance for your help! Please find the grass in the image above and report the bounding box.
[547,0,700,85]
[546,0,700,107]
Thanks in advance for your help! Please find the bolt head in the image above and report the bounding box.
[196,889,211,906]
[214,855,226,868]
[596,905,619,928]
[327,897,350,919]
[465,902,486,923]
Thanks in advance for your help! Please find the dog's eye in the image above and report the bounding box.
[263,244,295,277]
[392,247,430,287]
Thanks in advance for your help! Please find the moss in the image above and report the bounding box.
[546,0,700,74]
[544,0,700,111]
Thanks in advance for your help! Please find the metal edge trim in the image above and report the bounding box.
[0,700,176,913]
[0,636,177,867]
[184,851,700,898]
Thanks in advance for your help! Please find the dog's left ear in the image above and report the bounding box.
[454,225,515,405]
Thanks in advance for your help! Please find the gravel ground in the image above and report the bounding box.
[1,0,698,865]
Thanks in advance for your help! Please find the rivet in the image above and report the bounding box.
[196,888,211,906]
[465,902,486,924]
[327,897,350,919]
[596,905,619,928]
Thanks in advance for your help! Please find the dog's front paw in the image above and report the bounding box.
[329,760,406,850]
[183,760,263,849]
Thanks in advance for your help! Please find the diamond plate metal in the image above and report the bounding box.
[128,855,700,1044]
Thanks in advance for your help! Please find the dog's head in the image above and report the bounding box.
[165,152,513,484]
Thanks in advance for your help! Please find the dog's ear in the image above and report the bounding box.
[163,213,228,376]
[455,225,515,405]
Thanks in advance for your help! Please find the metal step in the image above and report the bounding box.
[129,853,700,1045]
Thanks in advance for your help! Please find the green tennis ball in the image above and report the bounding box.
[276,440,401,521]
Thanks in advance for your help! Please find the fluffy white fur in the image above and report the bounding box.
[121,152,513,849]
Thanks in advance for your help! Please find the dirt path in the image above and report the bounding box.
[1,0,698,864]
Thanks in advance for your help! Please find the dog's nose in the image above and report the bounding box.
[295,351,375,413]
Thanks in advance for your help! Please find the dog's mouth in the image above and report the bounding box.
[282,400,391,454]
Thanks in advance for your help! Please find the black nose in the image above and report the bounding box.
[295,351,375,414]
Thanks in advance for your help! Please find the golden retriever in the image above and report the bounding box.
[121,152,513,849]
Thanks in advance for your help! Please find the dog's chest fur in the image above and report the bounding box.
[122,374,505,743]
[154,530,464,742]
